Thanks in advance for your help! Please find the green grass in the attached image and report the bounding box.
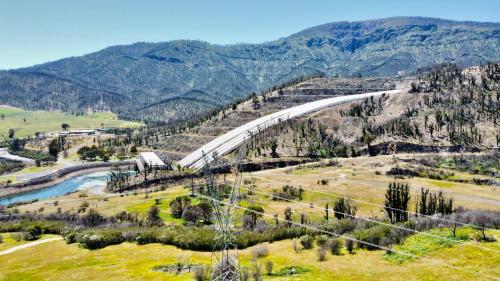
[125,195,188,225]
[429,179,455,188]
[0,105,142,138]
[289,168,319,176]
[1,235,499,281]
[0,233,58,251]
[384,228,473,264]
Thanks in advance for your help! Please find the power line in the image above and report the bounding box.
[200,195,500,281]
[238,185,500,254]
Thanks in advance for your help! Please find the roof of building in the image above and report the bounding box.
[140,152,166,167]
[59,129,96,135]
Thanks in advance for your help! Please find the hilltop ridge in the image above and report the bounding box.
[0,17,498,124]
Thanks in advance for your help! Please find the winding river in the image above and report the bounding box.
[0,171,114,205]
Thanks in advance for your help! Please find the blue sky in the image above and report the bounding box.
[0,0,498,69]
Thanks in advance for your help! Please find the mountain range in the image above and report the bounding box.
[0,17,499,124]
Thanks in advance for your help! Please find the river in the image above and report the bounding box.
[0,171,115,205]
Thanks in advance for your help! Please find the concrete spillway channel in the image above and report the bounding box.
[179,89,402,170]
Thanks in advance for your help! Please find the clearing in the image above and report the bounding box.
[0,105,142,138]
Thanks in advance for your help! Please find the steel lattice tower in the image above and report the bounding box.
[202,146,246,281]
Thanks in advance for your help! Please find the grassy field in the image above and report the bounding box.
[12,157,500,224]
[0,105,142,138]
[0,229,498,281]
[3,157,499,280]
[13,184,191,221]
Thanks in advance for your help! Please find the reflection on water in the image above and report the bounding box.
[0,170,126,205]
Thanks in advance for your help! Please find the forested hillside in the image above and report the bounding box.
[244,63,499,161]
[0,17,499,125]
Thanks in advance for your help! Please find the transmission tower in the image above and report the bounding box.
[202,146,246,281]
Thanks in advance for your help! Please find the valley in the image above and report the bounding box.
[0,13,498,281]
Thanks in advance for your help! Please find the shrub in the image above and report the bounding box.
[345,239,355,254]
[122,230,140,242]
[317,247,327,261]
[265,260,273,276]
[64,231,77,244]
[24,225,43,241]
[316,235,329,249]
[136,229,160,245]
[79,229,124,249]
[0,234,3,243]
[300,235,314,249]
[251,244,269,259]
[272,185,304,201]
[293,239,300,253]
[243,205,264,230]
[322,218,359,234]
[328,238,343,255]
[147,206,162,226]
[169,196,191,218]
[240,267,250,281]
[78,201,89,213]
[252,261,263,281]
[354,225,392,250]
[333,198,358,220]
[10,233,23,242]
[80,209,104,227]
[274,266,309,276]
[192,265,210,281]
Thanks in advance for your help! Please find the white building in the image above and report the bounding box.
[139,152,166,170]
[58,129,96,136]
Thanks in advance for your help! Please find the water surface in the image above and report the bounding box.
[0,171,113,205]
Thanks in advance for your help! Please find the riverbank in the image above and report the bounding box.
[0,160,135,198]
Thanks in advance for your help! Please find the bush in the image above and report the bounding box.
[136,229,160,245]
[252,261,263,281]
[0,234,3,243]
[147,206,162,226]
[80,209,104,227]
[24,225,43,241]
[300,235,314,249]
[322,218,359,234]
[79,229,124,249]
[9,149,55,162]
[265,260,273,276]
[0,220,65,235]
[317,247,327,261]
[316,235,329,249]
[293,239,300,253]
[240,267,250,281]
[64,231,78,244]
[251,244,269,259]
[169,196,192,218]
[10,233,23,242]
[354,225,392,250]
[272,185,304,201]
[274,266,309,276]
[346,239,355,254]
[328,238,343,255]
[192,265,210,281]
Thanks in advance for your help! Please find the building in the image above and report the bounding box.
[58,129,96,136]
[138,152,167,171]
